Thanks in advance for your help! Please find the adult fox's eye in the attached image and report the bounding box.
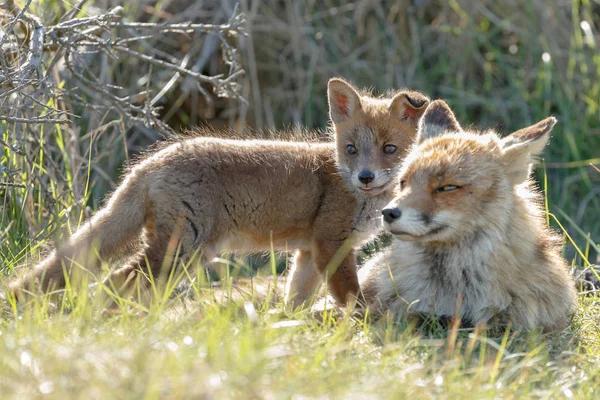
[383,144,398,154]
[436,185,461,192]
[346,144,358,156]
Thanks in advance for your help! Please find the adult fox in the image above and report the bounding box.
[359,100,576,330]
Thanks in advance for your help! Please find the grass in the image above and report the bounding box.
[1,0,600,398]
[0,268,599,398]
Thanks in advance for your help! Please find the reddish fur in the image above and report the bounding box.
[334,93,349,116]
[402,106,419,120]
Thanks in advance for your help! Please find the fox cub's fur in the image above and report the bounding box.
[359,100,576,330]
[10,79,430,307]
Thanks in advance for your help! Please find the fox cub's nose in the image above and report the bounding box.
[358,170,375,184]
[382,208,402,223]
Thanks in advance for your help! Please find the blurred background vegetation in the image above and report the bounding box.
[1,0,599,274]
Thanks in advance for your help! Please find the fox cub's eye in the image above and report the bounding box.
[436,185,461,193]
[346,144,358,156]
[400,180,407,190]
[383,144,398,154]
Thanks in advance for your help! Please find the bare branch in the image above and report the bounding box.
[0,3,245,136]
[0,181,26,188]
[0,2,246,232]
[0,115,70,124]
[0,137,25,155]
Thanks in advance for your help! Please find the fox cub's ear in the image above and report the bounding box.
[417,100,462,143]
[390,91,430,124]
[500,117,556,184]
[328,78,362,124]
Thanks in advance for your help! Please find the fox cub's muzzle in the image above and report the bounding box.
[358,169,375,184]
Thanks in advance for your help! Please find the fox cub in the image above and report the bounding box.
[359,100,576,330]
[9,79,430,307]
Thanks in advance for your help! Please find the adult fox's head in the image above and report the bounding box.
[381,100,556,243]
[328,78,430,196]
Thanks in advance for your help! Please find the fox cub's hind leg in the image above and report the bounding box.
[284,250,322,308]
[106,197,218,298]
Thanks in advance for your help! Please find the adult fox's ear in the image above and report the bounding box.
[328,78,362,124]
[389,91,430,124]
[500,117,556,184]
[417,100,462,143]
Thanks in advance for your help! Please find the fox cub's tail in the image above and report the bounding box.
[9,173,148,299]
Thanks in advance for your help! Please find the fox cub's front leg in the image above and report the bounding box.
[284,250,322,308]
[284,244,364,309]
[313,241,363,307]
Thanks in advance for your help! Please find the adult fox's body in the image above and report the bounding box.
[359,100,576,330]
[10,79,430,306]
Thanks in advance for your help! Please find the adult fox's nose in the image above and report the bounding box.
[358,170,375,184]
[382,208,402,223]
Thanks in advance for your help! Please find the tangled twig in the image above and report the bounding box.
[0,1,245,190]
[0,2,245,132]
